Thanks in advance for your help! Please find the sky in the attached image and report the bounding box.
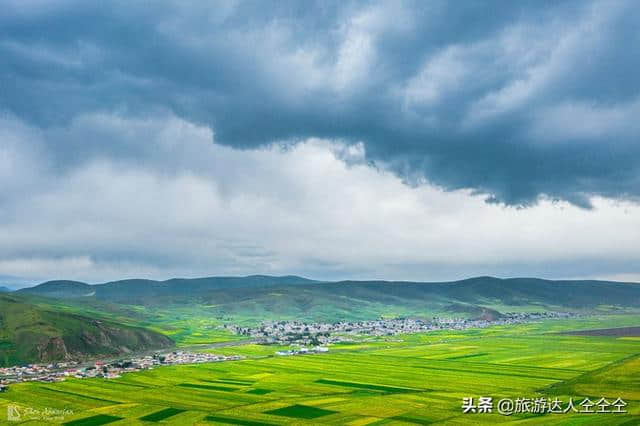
[1,0,640,286]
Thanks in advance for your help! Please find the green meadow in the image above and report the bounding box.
[1,316,639,425]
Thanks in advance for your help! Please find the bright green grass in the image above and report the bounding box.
[178,383,238,392]
[264,404,337,419]
[64,414,123,426]
[204,415,275,425]
[246,389,273,395]
[139,407,186,422]
[315,379,425,393]
[1,317,638,425]
[205,344,290,357]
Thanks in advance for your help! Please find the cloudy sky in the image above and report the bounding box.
[2,0,640,285]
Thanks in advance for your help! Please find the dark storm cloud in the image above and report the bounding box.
[2,0,639,206]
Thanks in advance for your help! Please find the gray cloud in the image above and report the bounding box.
[1,0,639,206]
[1,113,640,284]
[2,0,640,284]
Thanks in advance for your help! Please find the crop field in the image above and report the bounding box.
[1,317,639,425]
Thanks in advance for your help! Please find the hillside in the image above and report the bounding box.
[186,277,640,321]
[16,275,640,321]
[0,294,173,366]
[19,275,316,303]
[18,280,93,298]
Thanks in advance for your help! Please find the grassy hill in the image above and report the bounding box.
[18,280,93,298]
[183,277,640,321]
[16,275,640,323]
[0,294,173,366]
[19,275,316,302]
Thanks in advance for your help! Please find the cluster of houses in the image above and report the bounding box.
[275,346,329,356]
[0,351,244,388]
[227,312,576,345]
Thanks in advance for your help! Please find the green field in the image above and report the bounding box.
[1,316,638,425]
[7,276,640,368]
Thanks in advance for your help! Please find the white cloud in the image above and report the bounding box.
[1,113,639,284]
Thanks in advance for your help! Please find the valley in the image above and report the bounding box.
[1,317,638,424]
[1,276,639,424]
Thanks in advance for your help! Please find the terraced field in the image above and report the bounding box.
[1,318,639,425]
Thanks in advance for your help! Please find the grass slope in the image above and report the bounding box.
[12,276,640,345]
[0,294,173,366]
[17,276,640,317]
[19,275,316,303]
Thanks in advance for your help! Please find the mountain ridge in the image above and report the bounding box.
[7,275,640,364]
[16,275,640,312]
[20,274,640,290]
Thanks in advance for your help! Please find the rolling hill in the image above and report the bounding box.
[5,275,640,364]
[0,294,173,366]
[16,275,640,321]
[18,275,316,302]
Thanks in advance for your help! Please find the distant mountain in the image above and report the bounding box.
[0,286,11,292]
[19,275,317,302]
[179,276,640,321]
[21,280,93,298]
[17,275,640,320]
[0,294,173,366]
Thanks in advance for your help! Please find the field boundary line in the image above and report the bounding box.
[538,352,640,394]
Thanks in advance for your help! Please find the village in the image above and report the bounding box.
[0,351,244,390]
[225,311,576,346]
[0,312,575,391]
